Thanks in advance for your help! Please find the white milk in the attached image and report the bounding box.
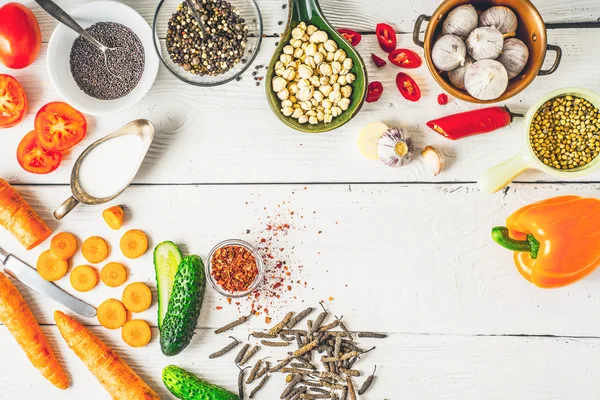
[78,135,145,199]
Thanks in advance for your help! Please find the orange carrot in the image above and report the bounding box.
[122,282,152,313]
[0,273,69,389]
[120,229,148,259]
[81,236,109,264]
[103,205,124,230]
[50,232,77,260]
[0,178,51,250]
[70,265,98,292]
[101,262,127,287]
[97,299,127,329]
[122,319,152,348]
[54,311,159,399]
[36,250,68,281]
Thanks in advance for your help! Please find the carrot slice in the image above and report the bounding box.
[120,230,148,259]
[101,262,127,287]
[82,236,109,264]
[70,265,98,292]
[97,299,127,329]
[122,319,151,348]
[103,205,124,230]
[50,232,77,260]
[36,250,68,281]
[122,282,152,313]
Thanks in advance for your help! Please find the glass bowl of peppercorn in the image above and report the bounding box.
[206,239,265,297]
[153,0,262,86]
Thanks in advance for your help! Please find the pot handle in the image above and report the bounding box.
[54,196,80,220]
[538,44,562,76]
[477,153,533,194]
[413,14,431,48]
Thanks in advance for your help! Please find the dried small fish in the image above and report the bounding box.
[357,332,387,339]
[287,307,314,329]
[346,376,357,400]
[209,336,239,359]
[269,357,292,372]
[339,368,360,377]
[294,340,318,357]
[261,340,291,347]
[357,366,376,395]
[239,345,261,365]
[235,343,250,364]
[250,374,270,398]
[281,374,302,399]
[246,359,263,384]
[215,313,251,334]
[269,312,294,336]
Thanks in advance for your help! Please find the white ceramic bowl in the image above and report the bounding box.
[46,1,159,116]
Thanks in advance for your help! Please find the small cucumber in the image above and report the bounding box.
[154,241,183,329]
[163,365,239,400]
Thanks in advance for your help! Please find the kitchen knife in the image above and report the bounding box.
[0,246,96,318]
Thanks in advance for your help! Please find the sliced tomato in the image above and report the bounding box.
[396,72,421,102]
[375,23,397,53]
[17,130,62,174]
[338,29,362,46]
[366,81,384,103]
[0,74,27,128]
[389,49,422,68]
[35,102,86,152]
[371,54,387,68]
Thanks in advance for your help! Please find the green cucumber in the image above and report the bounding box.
[154,241,183,329]
[160,255,205,356]
[162,365,239,400]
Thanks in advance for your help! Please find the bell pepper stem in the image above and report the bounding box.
[491,227,540,259]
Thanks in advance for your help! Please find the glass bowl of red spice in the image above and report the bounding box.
[206,239,264,297]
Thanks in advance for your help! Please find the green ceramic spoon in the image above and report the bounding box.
[265,0,367,133]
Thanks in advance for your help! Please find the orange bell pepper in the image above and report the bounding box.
[492,195,600,288]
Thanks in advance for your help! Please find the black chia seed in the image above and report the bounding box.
[70,22,145,100]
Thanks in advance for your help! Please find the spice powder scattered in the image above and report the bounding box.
[211,246,258,292]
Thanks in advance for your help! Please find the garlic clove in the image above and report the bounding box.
[432,34,466,72]
[448,55,474,90]
[357,122,389,160]
[466,27,503,60]
[377,127,414,168]
[421,146,445,176]
[479,6,518,36]
[442,4,478,38]
[464,59,508,100]
[497,38,529,79]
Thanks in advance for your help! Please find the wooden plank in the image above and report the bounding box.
[2,29,600,185]
[2,183,600,336]
[1,325,599,399]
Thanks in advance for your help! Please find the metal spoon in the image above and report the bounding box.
[35,0,123,78]
[184,0,209,39]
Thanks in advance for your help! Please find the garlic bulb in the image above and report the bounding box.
[442,4,478,38]
[448,55,474,90]
[466,27,503,60]
[464,59,508,100]
[479,6,518,36]
[432,35,466,71]
[497,38,529,79]
[377,127,414,168]
[421,146,445,176]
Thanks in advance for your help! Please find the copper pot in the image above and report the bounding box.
[413,0,562,104]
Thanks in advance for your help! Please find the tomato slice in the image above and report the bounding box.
[371,54,387,68]
[389,49,422,68]
[338,29,362,46]
[396,73,421,102]
[0,74,27,128]
[375,23,397,53]
[35,102,86,152]
[366,81,384,103]
[17,130,62,174]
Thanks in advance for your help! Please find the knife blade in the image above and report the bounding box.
[0,246,96,318]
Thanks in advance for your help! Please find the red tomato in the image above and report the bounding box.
[0,74,27,128]
[0,3,41,69]
[371,54,387,68]
[437,93,449,105]
[366,81,384,103]
[17,130,62,174]
[35,102,87,152]
[375,23,397,53]
[396,73,421,102]
[389,49,422,68]
[338,29,362,46]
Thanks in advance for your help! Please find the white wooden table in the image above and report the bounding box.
[2,0,600,398]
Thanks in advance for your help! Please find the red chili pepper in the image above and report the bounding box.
[375,23,397,53]
[371,53,386,68]
[437,93,448,105]
[366,81,384,103]
[388,49,422,68]
[426,106,515,140]
[338,29,362,46]
[395,73,420,102]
